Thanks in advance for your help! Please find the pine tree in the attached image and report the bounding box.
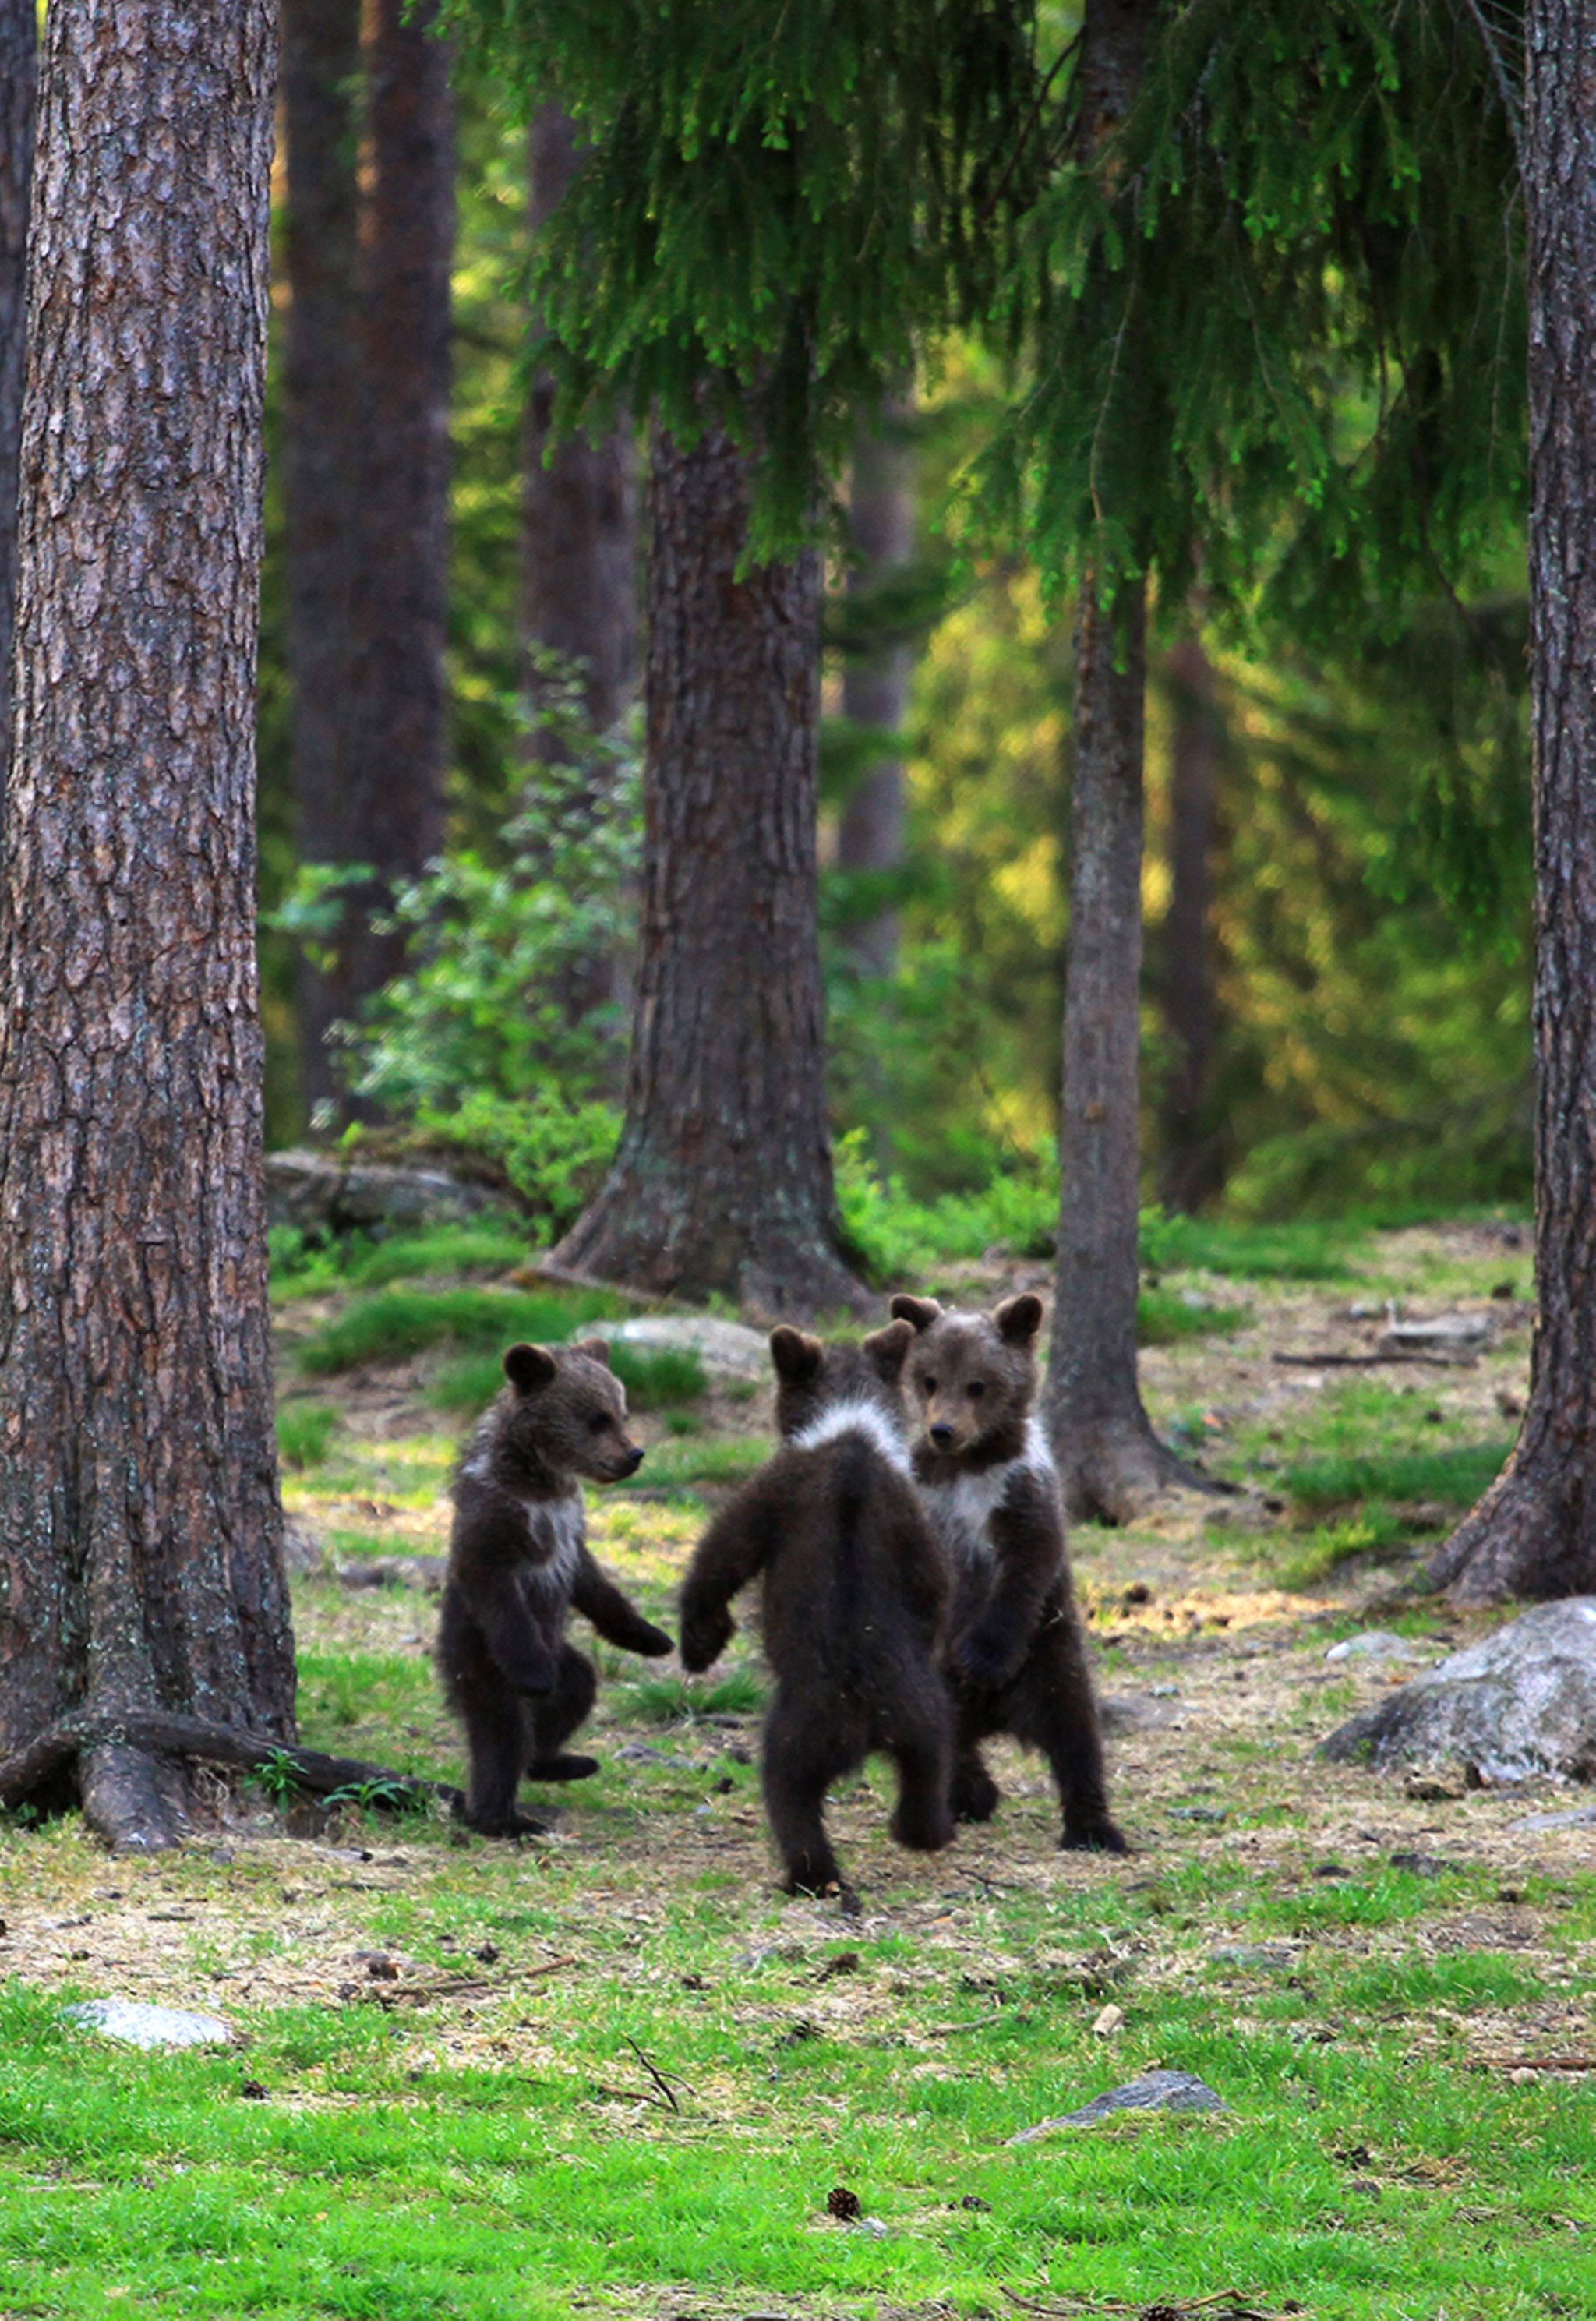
[0,0,295,1849]
[0,0,34,813]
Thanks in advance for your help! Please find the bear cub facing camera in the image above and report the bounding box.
[678,1321,955,1899]
[891,1291,1126,1854]
[438,1339,673,1836]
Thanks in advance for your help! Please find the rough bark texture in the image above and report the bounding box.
[341,0,454,1054]
[555,422,867,1316]
[521,104,637,738]
[280,0,362,1119]
[1432,0,1596,1604]
[1042,0,1195,1523]
[837,394,915,984]
[1157,631,1228,1213]
[0,0,295,1847]
[0,0,35,811]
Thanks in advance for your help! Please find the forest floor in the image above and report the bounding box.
[2,1217,1593,2320]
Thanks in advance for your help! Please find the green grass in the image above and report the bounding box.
[616,1669,768,1724]
[1141,1211,1365,1281]
[1137,1288,1252,1345]
[270,1224,534,1302]
[277,1398,341,1471]
[1285,1440,1513,1514]
[298,1285,627,1377]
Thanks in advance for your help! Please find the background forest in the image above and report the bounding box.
[253,60,1534,1243]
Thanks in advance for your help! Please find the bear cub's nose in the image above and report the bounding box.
[929,1422,955,1447]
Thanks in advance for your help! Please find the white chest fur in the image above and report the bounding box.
[790,1398,913,1476]
[920,1418,1054,1567]
[518,1492,584,1595]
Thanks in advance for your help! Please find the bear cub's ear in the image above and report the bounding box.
[503,1341,559,1392]
[993,1292,1043,1346]
[570,1337,612,1368]
[768,1324,824,1383]
[863,1318,913,1379]
[888,1294,944,1334]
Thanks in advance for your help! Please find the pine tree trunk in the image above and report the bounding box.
[1041,0,1195,1523]
[837,393,915,984]
[1432,0,1596,1604]
[1044,582,1188,1517]
[0,0,34,813]
[0,0,295,1848]
[341,0,454,1058]
[1157,631,1228,1213]
[281,0,362,1122]
[521,104,637,738]
[556,420,866,1315]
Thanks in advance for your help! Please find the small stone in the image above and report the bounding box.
[1091,2003,1125,2036]
[66,2001,231,2051]
[1324,1630,1428,1666]
[1008,2069,1225,2142]
[1210,1943,1297,1970]
[1170,1804,1226,1824]
[1509,1805,1596,1834]
[1389,1851,1449,1878]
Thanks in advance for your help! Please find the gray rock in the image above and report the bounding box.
[1508,1804,1596,1833]
[1320,1599,1596,1782]
[1209,1943,1297,1970]
[1008,2069,1226,2142]
[267,1150,511,1239]
[1324,1630,1430,1666]
[605,1315,772,1381]
[66,1999,231,2050]
[280,1515,327,1576]
[334,1555,448,1595]
[1375,1312,1493,1362]
[1099,1693,1185,1734]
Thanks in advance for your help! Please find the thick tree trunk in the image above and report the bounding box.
[341,0,454,1058]
[837,393,915,984]
[1157,631,1228,1213]
[1432,0,1596,1605]
[280,0,362,1121]
[0,0,295,1848]
[555,421,867,1315]
[0,0,35,813]
[521,104,637,739]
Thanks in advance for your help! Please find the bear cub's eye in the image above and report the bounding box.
[922,1376,937,1395]
[587,1411,610,1434]
[967,1380,986,1398]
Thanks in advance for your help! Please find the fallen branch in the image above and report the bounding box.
[0,1710,463,1820]
[1469,2054,1596,2072]
[1272,1349,1478,1370]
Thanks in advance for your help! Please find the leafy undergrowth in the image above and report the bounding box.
[5,1212,1587,2321]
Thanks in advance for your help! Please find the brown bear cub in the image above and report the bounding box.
[890,1292,1126,1854]
[438,1339,673,1836]
[678,1321,955,1898]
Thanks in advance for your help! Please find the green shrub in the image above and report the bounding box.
[299,1285,625,1377]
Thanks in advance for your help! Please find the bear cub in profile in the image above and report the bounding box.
[891,1292,1126,1853]
[678,1321,955,1898]
[438,1339,673,1836]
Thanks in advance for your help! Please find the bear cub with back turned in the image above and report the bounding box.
[678,1321,955,1898]
[890,1292,1126,1853]
[438,1339,673,1836]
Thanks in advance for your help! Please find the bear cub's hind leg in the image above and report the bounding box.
[525,1644,601,1783]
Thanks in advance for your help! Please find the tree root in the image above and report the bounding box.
[1061,1415,1235,1527]
[0,1710,464,1849]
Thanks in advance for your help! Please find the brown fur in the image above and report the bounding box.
[891,1293,1126,1853]
[678,1322,955,1897]
[437,1339,672,1835]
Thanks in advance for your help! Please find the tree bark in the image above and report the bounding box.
[280,0,362,1121]
[1156,631,1229,1213]
[1043,0,1199,1522]
[0,0,35,815]
[1432,0,1596,1604]
[521,104,637,740]
[555,419,867,1315]
[340,0,454,1065]
[837,392,916,984]
[0,0,295,1849]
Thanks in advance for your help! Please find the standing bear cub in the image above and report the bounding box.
[890,1292,1126,1854]
[678,1321,955,1899]
[438,1340,673,1836]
